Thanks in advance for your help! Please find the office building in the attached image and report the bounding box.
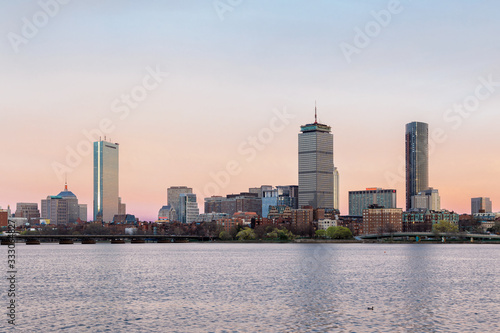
[205,191,262,216]
[348,188,397,216]
[14,203,40,224]
[78,204,87,222]
[179,193,199,223]
[93,140,119,222]
[118,197,126,215]
[298,108,334,209]
[41,196,68,225]
[167,186,193,221]
[406,122,429,210]
[158,205,176,222]
[57,183,79,223]
[411,188,440,211]
[261,185,298,218]
[471,197,492,214]
[249,185,272,198]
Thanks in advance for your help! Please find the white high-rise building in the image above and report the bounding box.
[298,108,334,209]
[179,193,199,223]
[93,140,119,222]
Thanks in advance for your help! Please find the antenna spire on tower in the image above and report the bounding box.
[64,174,68,191]
[314,101,317,124]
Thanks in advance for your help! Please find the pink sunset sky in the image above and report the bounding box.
[1,1,499,221]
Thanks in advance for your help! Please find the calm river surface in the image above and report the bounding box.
[5,243,500,332]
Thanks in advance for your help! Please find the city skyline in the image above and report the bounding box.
[1,1,499,220]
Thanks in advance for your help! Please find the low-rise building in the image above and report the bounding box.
[337,215,364,236]
[0,209,8,227]
[291,207,314,224]
[317,219,337,230]
[402,209,459,232]
[195,212,229,223]
[216,211,256,232]
[363,206,403,235]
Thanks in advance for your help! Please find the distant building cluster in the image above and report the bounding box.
[3,115,497,236]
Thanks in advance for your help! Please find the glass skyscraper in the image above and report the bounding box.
[298,116,334,209]
[405,122,429,211]
[93,140,119,222]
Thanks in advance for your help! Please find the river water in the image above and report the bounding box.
[4,243,500,332]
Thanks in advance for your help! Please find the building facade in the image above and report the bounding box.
[179,193,199,223]
[317,219,337,230]
[402,209,459,232]
[158,205,176,222]
[14,203,40,223]
[205,192,262,216]
[41,196,68,225]
[333,167,339,210]
[298,114,334,209]
[291,207,314,224]
[57,183,79,223]
[0,209,8,227]
[78,204,87,222]
[261,185,299,218]
[167,186,193,221]
[471,197,492,214]
[411,188,440,211]
[348,188,397,216]
[93,140,119,222]
[405,122,429,210]
[362,207,403,235]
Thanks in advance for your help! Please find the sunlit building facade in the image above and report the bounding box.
[93,140,119,222]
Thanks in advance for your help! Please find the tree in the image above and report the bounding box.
[490,221,500,234]
[326,226,353,239]
[236,227,256,241]
[433,220,459,234]
[315,229,327,238]
[229,224,244,239]
[266,227,295,241]
[219,230,232,241]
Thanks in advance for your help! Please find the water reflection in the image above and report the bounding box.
[12,243,500,332]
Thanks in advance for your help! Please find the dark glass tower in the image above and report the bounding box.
[405,122,429,210]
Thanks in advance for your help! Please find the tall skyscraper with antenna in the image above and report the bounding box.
[298,105,335,209]
[93,139,119,222]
